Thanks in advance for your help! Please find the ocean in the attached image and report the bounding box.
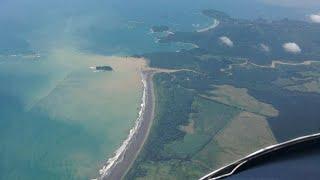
[0,0,319,179]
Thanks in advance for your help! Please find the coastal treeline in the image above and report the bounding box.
[126,9,320,179]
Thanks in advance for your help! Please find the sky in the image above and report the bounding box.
[261,0,320,8]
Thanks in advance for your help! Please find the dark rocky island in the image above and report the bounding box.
[96,66,113,71]
[151,25,169,33]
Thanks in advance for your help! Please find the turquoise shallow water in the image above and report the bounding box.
[0,58,93,179]
[0,52,144,179]
[0,0,318,179]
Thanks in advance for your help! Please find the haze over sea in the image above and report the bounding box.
[0,0,319,179]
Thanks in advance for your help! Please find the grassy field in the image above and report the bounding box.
[201,85,279,117]
[127,8,320,180]
[126,73,278,179]
[273,64,320,94]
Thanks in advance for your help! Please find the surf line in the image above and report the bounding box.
[197,19,220,33]
[97,72,148,179]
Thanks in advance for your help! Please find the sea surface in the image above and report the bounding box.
[0,0,319,179]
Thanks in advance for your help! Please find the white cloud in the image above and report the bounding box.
[260,43,270,52]
[310,13,320,23]
[283,42,301,54]
[219,36,234,47]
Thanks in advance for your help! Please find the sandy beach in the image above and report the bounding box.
[97,65,200,180]
[98,69,156,180]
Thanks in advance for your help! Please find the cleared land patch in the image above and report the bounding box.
[201,85,279,117]
[127,81,279,180]
[273,66,320,94]
[285,80,320,94]
[164,96,239,159]
[194,111,277,170]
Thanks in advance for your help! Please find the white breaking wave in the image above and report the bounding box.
[154,38,160,43]
[197,19,220,33]
[166,31,175,36]
[89,66,102,73]
[192,23,200,28]
[97,72,148,179]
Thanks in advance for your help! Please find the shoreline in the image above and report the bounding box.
[97,69,156,180]
[197,19,220,33]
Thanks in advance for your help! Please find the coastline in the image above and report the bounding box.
[97,69,156,180]
[197,19,220,32]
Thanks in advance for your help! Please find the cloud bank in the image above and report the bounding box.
[283,42,301,54]
[310,13,320,23]
[219,36,234,47]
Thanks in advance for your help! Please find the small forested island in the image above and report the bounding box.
[96,66,113,71]
[151,25,169,33]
